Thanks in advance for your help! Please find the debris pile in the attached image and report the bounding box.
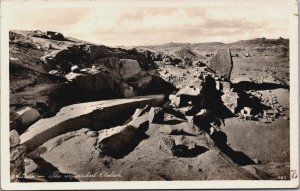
[10,130,26,182]
[237,90,289,123]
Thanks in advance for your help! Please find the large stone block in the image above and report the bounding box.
[221,91,239,113]
[174,86,202,107]
[20,95,165,152]
[97,125,137,158]
[118,59,141,80]
[208,49,233,79]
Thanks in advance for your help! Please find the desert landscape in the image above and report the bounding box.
[9,30,290,182]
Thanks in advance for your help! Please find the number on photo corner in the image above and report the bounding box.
[291,170,298,179]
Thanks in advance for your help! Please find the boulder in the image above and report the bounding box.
[119,59,141,80]
[241,107,252,115]
[134,76,153,90]
[74,69,118,98]
[221,91,240,114]
[10,146,26,162]
[10,130,21,148]
[15,107,40,130]
[174,86,201,107]
[221,81,231,93]
[240,107,254,120]
[174,135,212,150]
[244,53,250,57]
[71,65,80,72]
[176,86,201,97]
[128,105,151,130]
[40,46,91,72]
[158,121,197,135]
[46,31,65,41]
[208,49,233,79]
[158,135,213,157]
[120,83,137,98]
[169,94,181,108]
[263,109,279,119]
[132,76,176,95]
[148,107,186,124]
[64,72,82,81]
[97,125,137,158]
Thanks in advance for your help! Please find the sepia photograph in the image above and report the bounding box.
[1,0,299,189]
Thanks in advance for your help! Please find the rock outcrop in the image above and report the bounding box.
[10,130,26,182]
[9,30,175,127]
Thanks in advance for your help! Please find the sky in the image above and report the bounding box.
[4,0,290,46]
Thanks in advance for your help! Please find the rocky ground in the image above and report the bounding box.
[9,31,290,182]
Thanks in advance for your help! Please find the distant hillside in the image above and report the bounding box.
[228,38,289,47]
[137,37,289,57]
[140,42,224,53]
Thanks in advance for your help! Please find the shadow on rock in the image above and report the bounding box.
[104,131,149,159]
[98,123,150,159]
[233,81,289,92]
[211,131,255,166]
[215,103,235,119]
[173,145,209,158]
[238,91,271,115]
[30,157,79,182]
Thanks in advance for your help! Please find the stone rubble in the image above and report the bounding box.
[240,90,288,123]
[10,130,26,182]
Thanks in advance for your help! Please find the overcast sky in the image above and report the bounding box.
[4,0,290,46]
